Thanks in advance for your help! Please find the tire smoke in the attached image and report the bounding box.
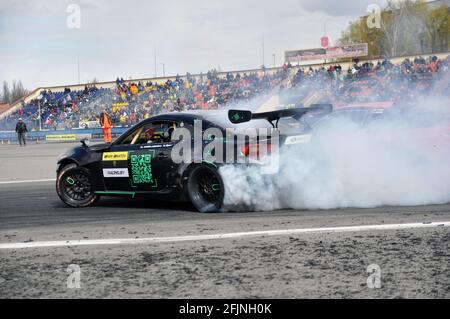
[220,97,450,211]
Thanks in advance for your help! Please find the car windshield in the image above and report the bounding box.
[119,121,178,145]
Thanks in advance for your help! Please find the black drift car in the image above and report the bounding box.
[56,107,327,213]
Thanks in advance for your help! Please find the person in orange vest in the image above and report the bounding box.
[100,110,113,143]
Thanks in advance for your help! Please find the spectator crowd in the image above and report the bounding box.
[1,69,288,131]
[288,55,449,106]
[1,54,448,131]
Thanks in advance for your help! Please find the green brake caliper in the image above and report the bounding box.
[211,184,220,191]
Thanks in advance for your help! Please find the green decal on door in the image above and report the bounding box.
[129,150,158,188]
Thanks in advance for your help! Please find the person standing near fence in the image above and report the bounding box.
[15,118,28,146]
[100,110,112,143]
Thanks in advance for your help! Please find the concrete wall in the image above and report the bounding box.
[0,127,128,143]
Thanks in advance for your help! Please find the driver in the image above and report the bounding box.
[144,127,157,143]
[144,123,176,143]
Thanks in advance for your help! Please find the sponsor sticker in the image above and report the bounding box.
[102,168,130,178]
[102,152,128,161]
[129,150,158,188]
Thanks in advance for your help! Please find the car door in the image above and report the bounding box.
[101,120,178,193]
[101,142,134,192]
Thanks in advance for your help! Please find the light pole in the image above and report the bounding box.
[160,63,165,77]
[154,48,157,78]
[273,53,276,68]
[262,33,265,67]
[77,55,80,84]
[38,100,42,131]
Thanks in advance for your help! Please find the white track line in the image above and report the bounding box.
[0,221,449,250]
[0,179,55,185]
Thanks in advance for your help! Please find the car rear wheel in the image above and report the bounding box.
[56,164,99,208]
[187,165,224,213]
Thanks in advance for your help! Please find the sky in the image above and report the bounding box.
[0,0,389,90]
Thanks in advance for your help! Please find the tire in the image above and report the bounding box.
[187,165,225,213]
[56,163,99,208]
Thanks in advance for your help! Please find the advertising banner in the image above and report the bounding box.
[285,43,368,63]
[45,134,77,142]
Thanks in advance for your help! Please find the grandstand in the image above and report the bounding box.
[0,52,449,135]
[0,67,292,132]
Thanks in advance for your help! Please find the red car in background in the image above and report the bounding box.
[279,103,450,157]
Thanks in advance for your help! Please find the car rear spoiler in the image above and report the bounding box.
[228,104,332,128]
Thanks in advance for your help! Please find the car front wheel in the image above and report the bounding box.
[56,163,99,208]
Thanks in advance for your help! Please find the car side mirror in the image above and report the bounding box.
[80,139,89,147]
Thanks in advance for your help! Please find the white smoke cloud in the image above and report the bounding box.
[220,96,450,211]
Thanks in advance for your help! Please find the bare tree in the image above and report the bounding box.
[380,0,428,57]
[2,81,11,104]
[1,80,29,104]
[10,80,29,103]
[423,4,449,53]
[339,0,441,58]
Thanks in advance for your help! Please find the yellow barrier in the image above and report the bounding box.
[45,134,77,142]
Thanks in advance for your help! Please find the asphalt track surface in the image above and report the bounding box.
[0,142,449,298]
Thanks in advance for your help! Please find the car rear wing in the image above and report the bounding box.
[228,104,332,128]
